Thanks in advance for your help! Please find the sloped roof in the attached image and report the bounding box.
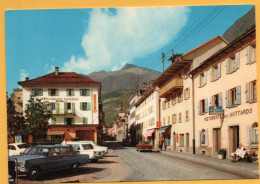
[18,72,100,86]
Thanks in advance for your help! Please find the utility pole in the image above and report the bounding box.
[162,52,165,72]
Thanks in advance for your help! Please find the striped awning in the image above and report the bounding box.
[157,126,171,133]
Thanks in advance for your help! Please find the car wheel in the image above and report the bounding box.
[71,163,79,171]
[29,167,41,180]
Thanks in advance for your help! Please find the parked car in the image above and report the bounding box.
[136,141,153,152]
[65,141,103,162]
[9,145,89,180]
[76,141,108,154]
[8,143,29,156]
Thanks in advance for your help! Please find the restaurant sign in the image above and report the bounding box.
[93,94,97,114]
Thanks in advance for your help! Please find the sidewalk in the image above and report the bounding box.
[160,150,259,179]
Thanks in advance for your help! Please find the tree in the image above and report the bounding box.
[7,97,25,140]
[24,96,51,139]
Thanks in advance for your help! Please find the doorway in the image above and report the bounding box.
[213,128,221,153]
[186,133,189,152]
[230,126,239,153]
[173,132,176,151]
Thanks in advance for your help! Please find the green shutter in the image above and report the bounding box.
[48,89,51,96]
[72,118,75,125]
[64,118,67,125]
[87,89,90,96]
[80,102,83,110]
[66,89,69,96]
[87,103,91,111]
[72,89,75,96]
[80,89,83,96]
[48,104,52,112]
[83,117,88,124]
[64,103,68,114]
[56,89,59,96]
[39,89,43,96]
[51,118,56,125]
[31,89,35,96]
[72,103,75,114]
[56,103,60,114]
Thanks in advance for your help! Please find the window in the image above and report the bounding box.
[32,89,43,96]
[185,110,189,122]
[172,97,176,106]
[178,92,183,103]
[179,112,182,123]
[48,89,59,96]
[251,123,258,144]
[246,44,256,64]
[198,98,208,115]
[172,114,177,124]
[51,103,56,110]
[64,103,75,114]
[199,71,207,87]
[180,134,184,147]
[246,80,257,103]
[184,88,190,100]
[211,63,221,81]
[67,103,72,110]
[65,117,74,125]
[201,129,206,145]
[81,102,91,111]
[226,86,241,108]
[67,89,74,96]
[80,89,90,96]
[211,93,222,107]
[226,52,239,74]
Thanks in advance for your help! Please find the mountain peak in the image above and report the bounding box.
[121,63,138,70]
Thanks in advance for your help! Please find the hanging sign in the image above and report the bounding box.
[93,94,97,114]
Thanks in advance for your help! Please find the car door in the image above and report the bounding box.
[60,147,76,168]
[47,148,63,171]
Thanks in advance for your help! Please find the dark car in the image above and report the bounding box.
[136,141,154,152]
[9,145,89,180]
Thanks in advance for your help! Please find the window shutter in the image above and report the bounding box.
[64,118,67,125]
[56,103,60,114]
[51,118,54,125]
[198,130,201,147]
[39,89,43,96]
[204,71,207,84]
[66,89,69,96]
[31,89,35,96]
[210,68,213,81]
[198,76,201,87]
[87,103,91,111]
[48,89,51,96]
[56,89,59,96]
[210,96,213,106]
[72,103,75,114]
[72,89,75,96]
[83,117,88,124]
[236,86,241,105]
[87,89,90,96]
[48,104,52,112]
[226,58,229,74]
[80,89,82,96]
[246,46,251,64]
[218,93,223,107]
[64,103,68,114]
[246,125,250,147]
[225,90,229,108]
[205,98,208,113]
[80,102,83,110]
[245,82,250,103]
[198,101,201,115]
[217,63,221,79]
[235,52,240,70]
[72,118,75,125]
[205,129,209,146]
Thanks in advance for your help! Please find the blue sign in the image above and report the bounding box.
[15,136,22,143]
[209,106,223,114]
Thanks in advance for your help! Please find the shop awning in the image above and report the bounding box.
[144,129,155,137]
[47,131,65,136]
[157,126,171,133]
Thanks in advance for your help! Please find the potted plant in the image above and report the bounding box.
[218,149,226,159]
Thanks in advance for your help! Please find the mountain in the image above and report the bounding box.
[88,63,161,93]
[222,7,255,43]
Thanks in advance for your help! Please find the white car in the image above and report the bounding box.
[8,143,29,156]
[65,141,104,162]
[79,141,108,154]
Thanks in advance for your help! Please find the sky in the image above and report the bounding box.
[5,5,254,95]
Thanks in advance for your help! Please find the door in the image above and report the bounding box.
[173,132,176,151]
[76,130,94,141]
[61,147,76,168]
[213,128,221,153]
[186,133,189,152]
[230,126,239,153]
[47,148,63,171]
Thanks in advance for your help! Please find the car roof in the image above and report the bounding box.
[32,145,70,148]
[9,143,28,146]
[67,141,94,143]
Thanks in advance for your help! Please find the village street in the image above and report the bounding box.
[16,141,259,183]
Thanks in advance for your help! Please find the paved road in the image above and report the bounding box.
[107,142,241,181]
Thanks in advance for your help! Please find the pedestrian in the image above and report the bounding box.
[159,137,164,151]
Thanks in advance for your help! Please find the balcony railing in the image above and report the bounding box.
[159,78,183,98]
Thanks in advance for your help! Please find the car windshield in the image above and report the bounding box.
[17,144,29,149]
[23,147,50,155]
[82,144,94,150]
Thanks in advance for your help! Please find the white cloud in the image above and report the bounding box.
[62,7,190,74]
[45,64,55,73]
[19,69,28,81]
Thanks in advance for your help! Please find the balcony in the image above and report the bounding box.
[50,110,75,116]
[159,78,183,98]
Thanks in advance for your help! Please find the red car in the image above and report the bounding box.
[136,141,154,152]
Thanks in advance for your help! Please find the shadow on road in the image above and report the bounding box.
[19,167,105,181]
[91,160,118,164]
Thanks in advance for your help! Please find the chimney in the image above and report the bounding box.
[25,77,29,81]
[55,67,59,75]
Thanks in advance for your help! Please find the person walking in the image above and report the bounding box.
[159,136,164,151]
